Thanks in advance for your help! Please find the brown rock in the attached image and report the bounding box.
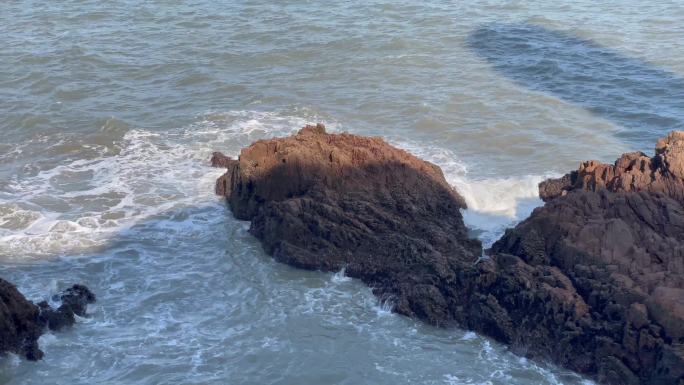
[540,131,684,202]
[213,124,480,325]
[214,127,684,385]
[491,132,684,385]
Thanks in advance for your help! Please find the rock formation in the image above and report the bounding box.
[213,124,481,324]
[0,278,44,360]
[489,131,684,385]
[489,189,683,385]
[540,131,684,202]
[0,279,96,360]
[213,126,684,385]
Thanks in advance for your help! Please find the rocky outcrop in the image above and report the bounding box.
[489,132,684,385]
[213,126,684,385]
[540,131,684,202]
[213,124,481,325]
[489,189,684,385]
[0,278,96,360]
[0,278,44,360]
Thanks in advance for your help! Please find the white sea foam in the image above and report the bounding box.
[387,138,551,245]
[0,111,317,260]
[331,267,352,283]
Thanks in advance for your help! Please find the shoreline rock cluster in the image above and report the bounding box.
[214,125,683,385]
[0,278,95,360]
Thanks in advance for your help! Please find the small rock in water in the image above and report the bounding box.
[0,278,96,360]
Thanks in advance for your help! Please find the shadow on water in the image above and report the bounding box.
[468,23,684,148]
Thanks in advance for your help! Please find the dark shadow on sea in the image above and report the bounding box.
[468,23,684,148]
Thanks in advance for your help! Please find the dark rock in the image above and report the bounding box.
[214,124,481,325]
[489,188,684,384]
[0,278,43,360]
[0,278,96,360]
[37,301,74,332]
[39,284,97,331]
[57,284,96,318]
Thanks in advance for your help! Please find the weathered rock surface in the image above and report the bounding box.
[213,124,481,325]
[489,132,684,385]
[214,126,684,385]
[540,131,684,202]
[489,189,684,385]
[0,278,96,360]
[0,278,44,360]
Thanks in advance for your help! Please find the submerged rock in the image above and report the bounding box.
[0,279,96,360]
[38,284,96,331]
[213,124,481,324]
[214,126,684,385]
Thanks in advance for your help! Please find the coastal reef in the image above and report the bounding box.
[214,125,683,385]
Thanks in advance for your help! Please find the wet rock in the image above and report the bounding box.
[213,124,481,325]
[0,279,96,360]
[58,284,96,318]
[39,284,96,331]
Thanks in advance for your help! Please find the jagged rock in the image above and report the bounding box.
[489,132,684,385]
[0,279,96,360]
[490,189,684,385]
[58,284,96,318]
[213,124,481,325]
[540,131,684,202]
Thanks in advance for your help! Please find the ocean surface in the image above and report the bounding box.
[1,1,683,384]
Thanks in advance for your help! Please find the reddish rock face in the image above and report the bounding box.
[540,131,684,202]
[213,124,481,325]
[490,189,684,385]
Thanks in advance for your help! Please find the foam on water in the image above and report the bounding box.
[387,138,548,246]
[0,111,312,260]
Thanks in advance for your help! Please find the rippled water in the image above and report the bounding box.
[1,1,683,384]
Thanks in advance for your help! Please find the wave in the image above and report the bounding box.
[387,139,549,246]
